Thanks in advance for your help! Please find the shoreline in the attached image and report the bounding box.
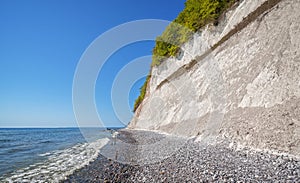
[64,129,300,182]
[64,130,139,182]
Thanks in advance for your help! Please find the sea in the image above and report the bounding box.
[0,128,119,182]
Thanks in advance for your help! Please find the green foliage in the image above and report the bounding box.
[152,0,236,65]
[152,22,193,66]
[133,74,151,112]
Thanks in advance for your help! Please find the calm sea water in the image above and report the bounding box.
[0,128,117,182]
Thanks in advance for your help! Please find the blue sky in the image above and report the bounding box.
[0,0,185,127]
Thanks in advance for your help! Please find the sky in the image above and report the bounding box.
[0,0,186,128]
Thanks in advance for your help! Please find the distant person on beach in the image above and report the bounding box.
[111,130,118,145]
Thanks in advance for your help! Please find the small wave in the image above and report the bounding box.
[3,138,109,183]
[38,152,52,157]
[6,146,32,154]
[0,139,13,143]
[39,140,53,144]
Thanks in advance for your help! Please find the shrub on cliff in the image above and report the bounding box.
[133,74,151,112]
[152,0,236,66]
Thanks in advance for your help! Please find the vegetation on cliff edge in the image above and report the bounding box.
[133,74,151,112]
[152,0,236,66]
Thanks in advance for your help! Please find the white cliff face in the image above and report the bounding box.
[149,0,269,93]
[130,0,300,156]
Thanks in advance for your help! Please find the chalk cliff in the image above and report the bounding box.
[129,0,300,156]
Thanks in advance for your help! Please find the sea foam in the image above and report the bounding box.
[4,138,109,183]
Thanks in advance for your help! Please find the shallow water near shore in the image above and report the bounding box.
[0,128,117,182]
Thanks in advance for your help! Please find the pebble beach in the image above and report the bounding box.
[64,129,300,182]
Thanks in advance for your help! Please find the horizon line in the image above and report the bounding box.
[0,126,126,129]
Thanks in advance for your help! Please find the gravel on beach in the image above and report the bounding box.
[64,129,300,182]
